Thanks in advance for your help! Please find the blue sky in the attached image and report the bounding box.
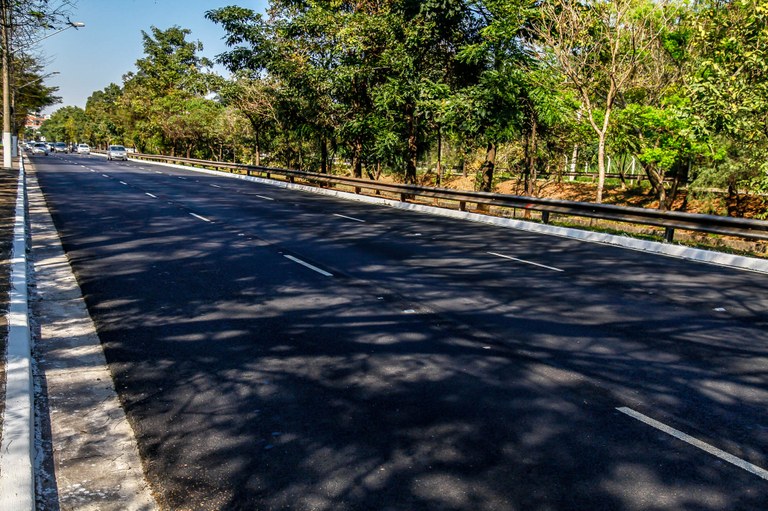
[38,0,269,114]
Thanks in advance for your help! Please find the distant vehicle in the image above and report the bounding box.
[31,143,48,155]
[106,145,127,161]
[76,143,90,154]
[53,142,68,153]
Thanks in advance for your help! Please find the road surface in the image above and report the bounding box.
[32,152,768,510]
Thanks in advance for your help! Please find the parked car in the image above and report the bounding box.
[107,145,127,161]
[53,142,68,153]
[76,143,90,154]
[31,142,49,155]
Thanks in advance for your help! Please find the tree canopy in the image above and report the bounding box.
[39,1,768,216]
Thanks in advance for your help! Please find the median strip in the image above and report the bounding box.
[616,407,768,481]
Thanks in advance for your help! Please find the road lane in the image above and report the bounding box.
[32,153,768,510]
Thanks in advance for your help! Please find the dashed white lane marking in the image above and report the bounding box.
[178,177,187,180]
[145,193,157,198]
[119,181,128,185]
[155,171,163,174]
[487,252,564,272]
[255,195,274,201]
[333,213,365,223]
[284,255,333,277]
[102,174,109,178]
[210,184,221,188]
[89,169,95,172]
[189,213,212,223]
[616,407,768,481]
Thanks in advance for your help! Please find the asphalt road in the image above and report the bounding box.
[32,152,768,510]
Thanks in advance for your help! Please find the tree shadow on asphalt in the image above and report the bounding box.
[39,167,768,511]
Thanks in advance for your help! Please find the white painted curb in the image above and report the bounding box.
[0,158,34,509]
[121,156,768,275]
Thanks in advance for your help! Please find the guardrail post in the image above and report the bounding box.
[355,186,361,194]
[664,227,675,243]
[542,211,550,224]
[459,201,466,211]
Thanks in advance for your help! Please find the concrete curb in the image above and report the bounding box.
[134,158,768,275]
[0,158,34,509]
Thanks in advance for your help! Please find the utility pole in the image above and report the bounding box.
[2,0,12,169]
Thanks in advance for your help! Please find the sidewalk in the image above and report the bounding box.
[2,161,157,510]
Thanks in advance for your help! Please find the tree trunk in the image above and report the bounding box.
[405,104,418,185]
[644,165,669,210]
[596,134,607,203]
[480,142,496,193]
[352,139,363,179]
[524,116,538,196]
[569,144,578,181]
[320,137,328,174]
[254,132,261,167]
[436,127,443,187]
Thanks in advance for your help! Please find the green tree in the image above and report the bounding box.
[13,55,60,133]
[40,105,86,143]
[218,75,277,166]
[536,0,676,203]
[119,26,221,155]
[685,0,768,216]
[85,83,124,147]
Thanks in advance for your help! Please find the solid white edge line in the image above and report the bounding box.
[145,193,157,198]
[616,407,768,481]
[333,213,366,223]
[284,255,333,277]
[487,251,564,272]
[0,159,34,509]
[189,213,211,223]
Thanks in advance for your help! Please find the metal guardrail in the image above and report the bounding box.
[124,152,768,243]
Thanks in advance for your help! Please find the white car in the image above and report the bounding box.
[31,142,49,155]
[107,145,127,161]
[76,143,90,154]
